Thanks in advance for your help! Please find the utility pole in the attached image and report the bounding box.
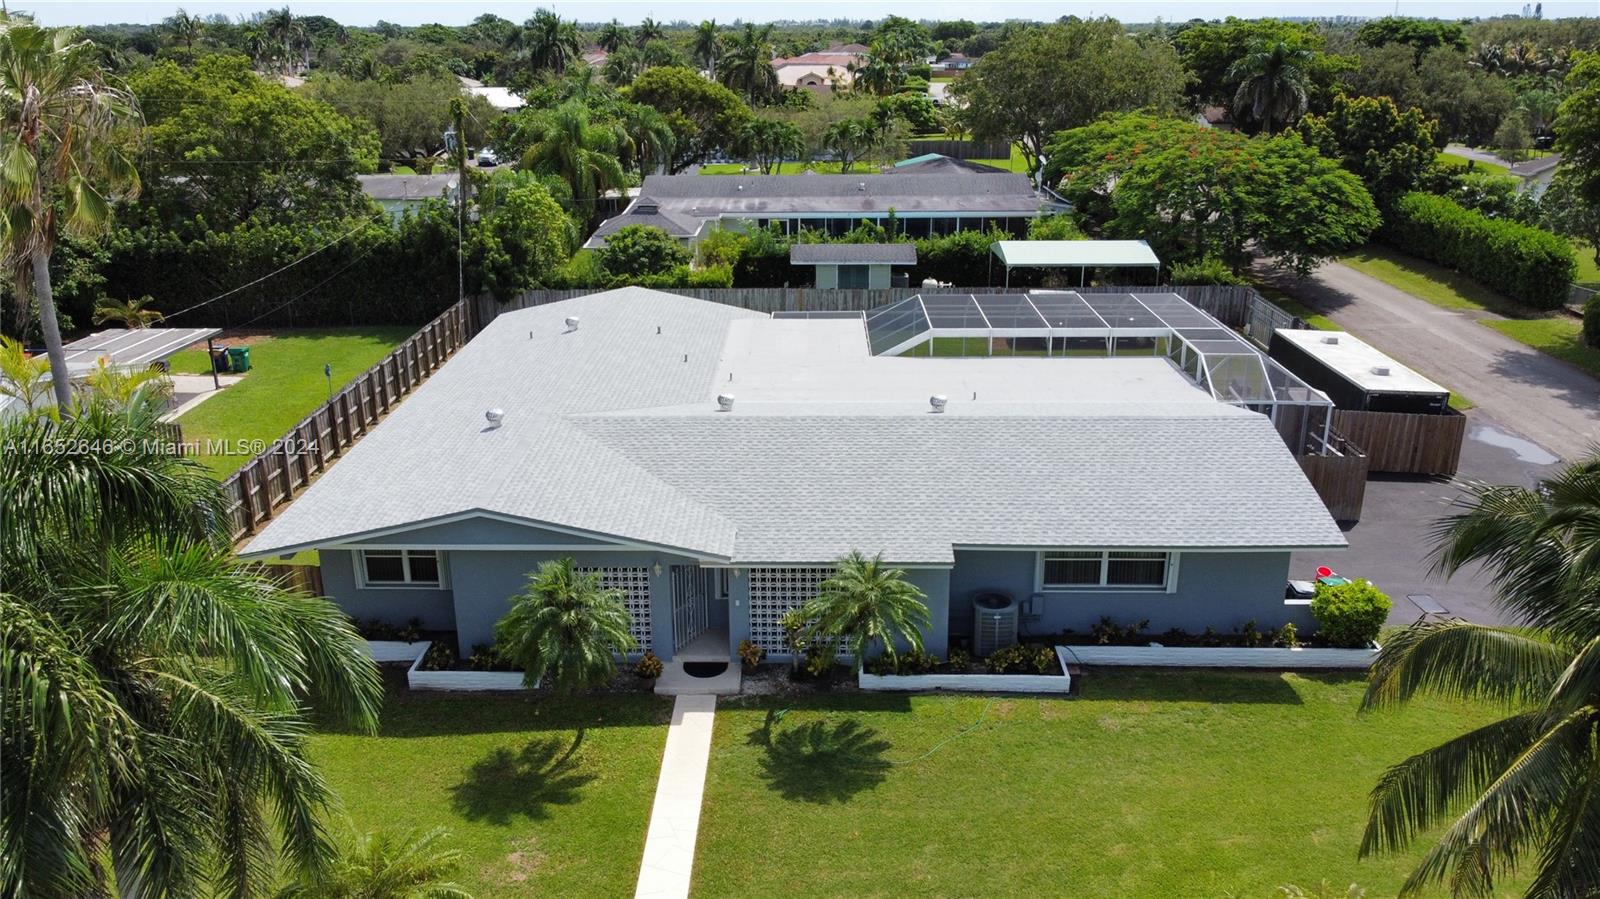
[450,97,470,305]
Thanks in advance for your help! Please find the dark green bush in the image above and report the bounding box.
[1169,257,1247,286]
[599,224,692,277]
[634,651,664,679]
[1381,192,1577,310]
[1584,294,1600,349]
[1310,579,1392,648]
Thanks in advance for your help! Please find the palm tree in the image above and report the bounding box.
[1359,456,1600,896]
[1226,40,1315,134]
[636,17,665,49]
[494,558,638,692]
[824,117,880,173]
[800,551,931,671]
[92,295,166,329]
[693,20,721,79]
[0,335,49,411]
[0,15,142,413]
[617,102,676,176]
[164,7,202,50]
[739,118,805,174]
[595,19,628,54]
[517,100,626,226]
[275,828,472,899]
[261,7,307,75]
[516,9,580,78]
[719,23,778,105]
[0,396,384,897]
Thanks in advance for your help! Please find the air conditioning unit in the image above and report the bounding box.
[973,592,1018,657]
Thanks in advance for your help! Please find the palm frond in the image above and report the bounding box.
[1363,621,1572,710]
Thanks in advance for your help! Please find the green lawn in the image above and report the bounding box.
[312,682,670,898]
[694,670,1505,897]
[1483,317,1600,378]
[1576,241,1600,288]
[1434,151,1512,179]
[170,327,413,477]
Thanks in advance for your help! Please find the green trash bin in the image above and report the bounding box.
[226,345,252,373]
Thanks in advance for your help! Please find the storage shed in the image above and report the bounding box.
[789,243,917,289]
[1268,329,1450,414]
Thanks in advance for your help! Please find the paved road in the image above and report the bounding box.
[1263,261,1600,462]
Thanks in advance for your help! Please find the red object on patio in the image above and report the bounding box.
[1316,566,1334,579]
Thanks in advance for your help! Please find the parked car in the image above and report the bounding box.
[476,148,499,168]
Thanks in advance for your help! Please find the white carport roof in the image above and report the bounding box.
[59,328,219,376]
[990,240,1161,269]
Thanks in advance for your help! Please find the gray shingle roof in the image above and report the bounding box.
[358,173,457,201]
[241,288,1345,562]
[585,198,703,247]
[789,243,917,265]
[629,172,1042,217]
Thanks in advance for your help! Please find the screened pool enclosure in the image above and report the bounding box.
[778,291,1339,455]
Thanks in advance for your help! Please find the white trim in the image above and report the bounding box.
[954,544,1345,554]
[355,549,450,590]
[244,508,733,562]
[1035,549,1173,593]
[334,543,653,552]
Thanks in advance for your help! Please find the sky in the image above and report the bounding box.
[16,0,1600,27]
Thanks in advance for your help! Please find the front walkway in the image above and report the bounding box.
[635,694,716,899]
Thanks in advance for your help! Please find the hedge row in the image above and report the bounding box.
[1380,192,1577,310]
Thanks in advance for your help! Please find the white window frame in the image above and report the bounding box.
[356,549,448,589]
[1035,550,1177,594]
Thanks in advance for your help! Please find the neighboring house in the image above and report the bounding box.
[581,47,610,69]
[931,52,974,75]
[583,171,1049,249]
[891,153,1009,175]
[456,74,525,111]
[789,242,916,288]
[359,173,458,221]
[772,47,864,93]
[240,288,1346,662]
[585,196,707,249]
[1509,153,1561,195]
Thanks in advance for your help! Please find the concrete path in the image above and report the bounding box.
[1263,261,1600,461]
[635,694,716,899]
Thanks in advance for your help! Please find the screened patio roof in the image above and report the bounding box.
[857,291,1329,411]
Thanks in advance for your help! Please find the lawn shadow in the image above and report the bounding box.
[449,731,595,824]
[748,710,892,804]
[1071,667,1325,704]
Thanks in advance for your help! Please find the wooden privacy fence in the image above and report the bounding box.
[905,138,1013,160]
[484,284,1263,330]
[1330,409,1467,477]
[219,299,471,541]
[1297,430,1369,523]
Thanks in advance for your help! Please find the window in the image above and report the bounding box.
[1040,550,1171,591]
[838,264,869,288]
[360,550,444,587]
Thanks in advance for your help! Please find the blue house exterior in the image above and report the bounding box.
[242,289,1344,668]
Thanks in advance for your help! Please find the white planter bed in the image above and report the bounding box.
[1063,643,1380,669]
[859,647,1074,694]
[363,639,430,664]
[399,641,537,691]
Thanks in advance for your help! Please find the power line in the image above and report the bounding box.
[159,218,374,323]
[228,240,381,331]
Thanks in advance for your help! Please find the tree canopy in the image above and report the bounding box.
[1298,93,1438,206]
[625,65,752,173]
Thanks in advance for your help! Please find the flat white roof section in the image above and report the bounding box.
[59,328,220,375]
[1273,329,1449,396]
[990,240,1161,269]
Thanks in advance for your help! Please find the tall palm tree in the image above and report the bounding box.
[617,102,676,176]
[517,100,626,226]
[275,828,472,899]
[261,7,307,75]
[1359,456,1600,896]
[1226,40,1315,134]
[1,395,384,897]
[517,9,580,78]
[0,14,142,412]
[0,335,49,411]
[164,7,202,50]
[92,295,166,329]
[595,19,627,54]
[693,19,720,79]
[719,23,778,105]
[494,558,638,692]
[801,551,931,671]
[635,17,665,49]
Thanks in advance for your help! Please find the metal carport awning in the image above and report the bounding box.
[58,327,221,378]
[990,240,1161,287]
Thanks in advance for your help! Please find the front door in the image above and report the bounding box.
[670,565,711,653]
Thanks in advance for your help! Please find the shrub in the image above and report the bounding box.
[1090,616,1149,644]
[1584,293,1600,349]
[1026,214,1086,241]
[598,224,692,277]
[1275,622,1300,649]
[946,648,971,672]
[1311,579,1392,648]
[912,227,1012,286]
[634,650,664,679]
[895,650,940,675]
[1169,257,1247,286]
[737,639,766,671]
[1380,192,1577,310]
[984,643,1034,674]
[1030,644,1058,674]
[466,642,517,671]
[419,641,456,670]
[801,647,835,680]
[863,654,897,676]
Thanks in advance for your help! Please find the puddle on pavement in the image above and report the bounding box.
[1468,424,1559,465]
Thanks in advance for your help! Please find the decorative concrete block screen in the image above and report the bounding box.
[748,567,832,653]
[579,566,653,650]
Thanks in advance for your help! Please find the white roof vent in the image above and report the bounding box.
[930,394,948,413]
[564,315,580,332]
[716,393,735,412]
[1320,335,1340,344]
[858,181,866,191]
[485,408,505,428]
[1370,365,1391,376]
